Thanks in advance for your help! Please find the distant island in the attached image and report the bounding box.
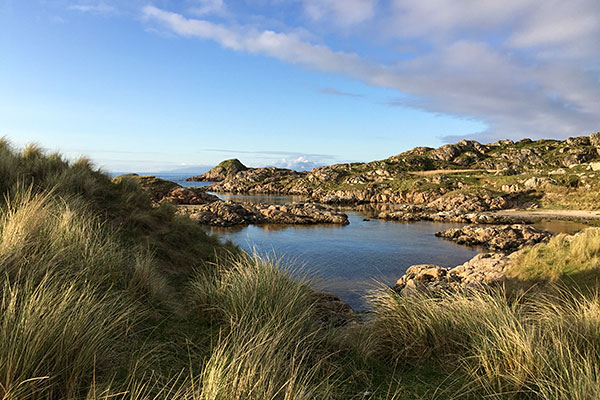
[180,133,600,224]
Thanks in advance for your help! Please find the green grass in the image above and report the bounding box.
[508,228,600,287]
[3,140,600,399]
[367,287,600,399]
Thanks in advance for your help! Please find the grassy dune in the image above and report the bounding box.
[2,141,600,399]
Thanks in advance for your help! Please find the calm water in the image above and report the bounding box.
[155,173,214,188]
[143,174,584,310]
[206,193,481,310]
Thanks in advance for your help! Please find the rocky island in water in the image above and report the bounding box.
[121,132,600,302]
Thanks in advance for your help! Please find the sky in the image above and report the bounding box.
[1,0,599,172]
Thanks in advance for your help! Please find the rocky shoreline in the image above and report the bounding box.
[394,252,515,293]
[393,225,554,294]
[178,201,349,227]
[118,174,348,227]
[194,133,600,214]
[435,224,553,251]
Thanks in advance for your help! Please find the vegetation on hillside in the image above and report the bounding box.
[187,158,248,182]
[509,228,600,287]
[206,133,600,210]
[2,140,600,399]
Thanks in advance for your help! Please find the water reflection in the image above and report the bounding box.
[210,193,309,205]
[209,210,480,310]
[532,220,589,234]
[160,187,587,310]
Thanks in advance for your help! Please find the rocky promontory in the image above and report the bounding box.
[116,174,348,227]
[179,201,349,227]
[193,133,600,215]
[207,166,307,194]
[435,224,553,251]
[114,174,220,205]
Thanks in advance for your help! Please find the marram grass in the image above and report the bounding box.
[1,140,600,399]
[367,286,600,399]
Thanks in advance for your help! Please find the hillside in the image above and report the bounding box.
[203,133,600,212]
[186,158,248,182]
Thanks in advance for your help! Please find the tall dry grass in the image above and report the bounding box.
[509,228,600,285]
[368,286,600,399]
[189,254,339,400]
[0,189,163,399]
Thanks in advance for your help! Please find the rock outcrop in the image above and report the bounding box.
[394,252,516,293]
[186,159,248,182]
[179,201,349,227]
[208,167,307,194]
[192,133,600,210]
[114,174,220,205]
[310,291,358,326]
[435,224,553,251]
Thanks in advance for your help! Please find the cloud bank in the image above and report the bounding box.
[142,1,599,142]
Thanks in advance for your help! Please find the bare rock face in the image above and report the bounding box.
[209,167,306,194]
[394,252,514,293]
[435,224,553,251]
[590,132,600,148]
[428,193,509,212]
[178,201,262,226]
[430,140,489,162]
[179,201,349,227]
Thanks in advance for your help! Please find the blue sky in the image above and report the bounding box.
[1,1,598,172]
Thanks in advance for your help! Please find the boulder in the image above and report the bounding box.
[435,224,553,251]
[179,201,349,227]
[310,291,358,326]
[394,252,513,293]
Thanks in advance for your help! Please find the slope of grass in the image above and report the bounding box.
[367,287,600,399]
[508,228,600,287]
[2,140,600,399]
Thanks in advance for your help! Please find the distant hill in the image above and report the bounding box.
[201,132,600,210]
[187,158,248,182]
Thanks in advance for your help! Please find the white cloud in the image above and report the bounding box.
[188,0,227,17]
[272,156,323,171]
[68,2,116,14]
[142,5,365,71]
[303,0,377,26]
[143,3,600,142]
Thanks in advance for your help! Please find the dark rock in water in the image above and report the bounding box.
[186,158,248,182]
[179,201,349,227]
[435,224,553,251]
[376,205,519,225]
[179,201,261,226]
[310,291,359,327]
